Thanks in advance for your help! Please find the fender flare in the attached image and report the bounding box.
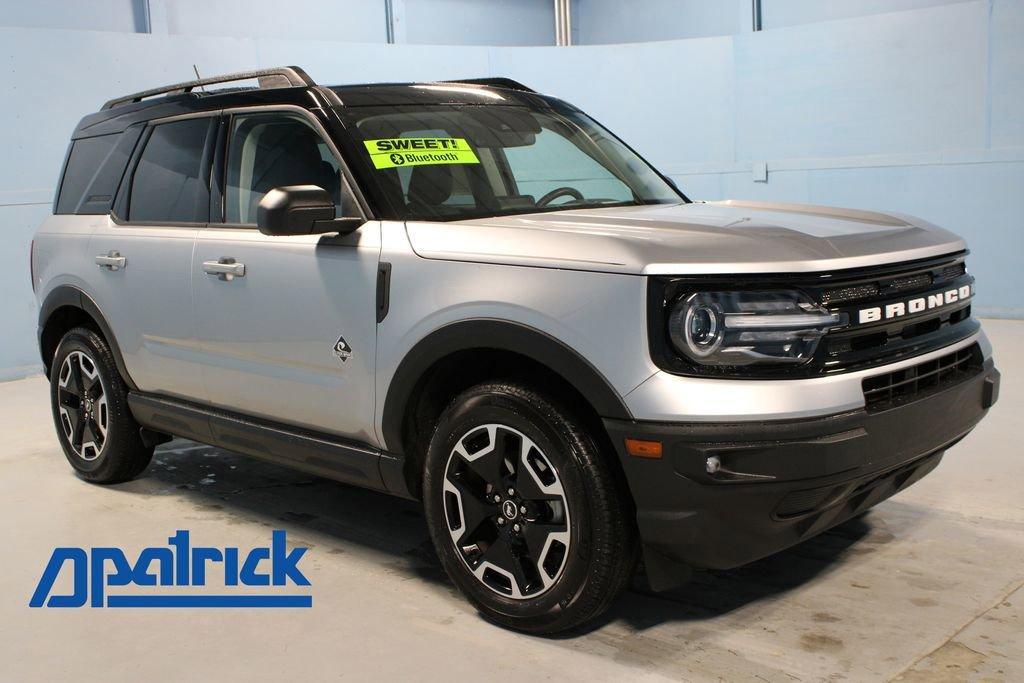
[38,285,137,390]
[381,319,633,454]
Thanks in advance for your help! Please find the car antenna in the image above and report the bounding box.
[192,65,205,91]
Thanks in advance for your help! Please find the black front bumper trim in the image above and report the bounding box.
[604,358,999,577]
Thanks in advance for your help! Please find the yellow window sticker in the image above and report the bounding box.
[363,137,480,170]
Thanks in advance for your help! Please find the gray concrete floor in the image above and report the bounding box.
[1,319,1021,682]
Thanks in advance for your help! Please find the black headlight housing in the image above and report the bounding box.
[647,253,979,379]
[667,290,844,367]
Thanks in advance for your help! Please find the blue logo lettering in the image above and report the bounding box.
[30,530,311,608]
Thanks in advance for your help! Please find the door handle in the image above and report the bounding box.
[203,257,246,281]
[95,250,126,271]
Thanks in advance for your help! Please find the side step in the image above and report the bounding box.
[127,392,413,499]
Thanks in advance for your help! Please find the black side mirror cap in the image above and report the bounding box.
[257,185,363,236]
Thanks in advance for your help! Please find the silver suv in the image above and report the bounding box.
[33,67,1000,633]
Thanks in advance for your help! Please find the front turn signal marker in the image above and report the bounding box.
[625,438,663,459]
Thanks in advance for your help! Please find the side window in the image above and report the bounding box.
[128,118,211,223]
[504,127,632,203]
[224,112,350,224]
[56,134,119,214]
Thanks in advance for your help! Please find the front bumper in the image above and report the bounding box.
[604,356,1000,586]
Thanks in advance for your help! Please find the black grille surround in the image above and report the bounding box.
[648,251,980,379]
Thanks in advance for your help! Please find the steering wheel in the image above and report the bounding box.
[537,186,584,207]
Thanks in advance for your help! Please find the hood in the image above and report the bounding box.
[405,200,966,275]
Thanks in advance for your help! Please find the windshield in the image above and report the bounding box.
[338,104,683,221]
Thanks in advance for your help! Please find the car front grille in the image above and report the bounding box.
[811,253,977,374]
[648,251,979,378]
[861,343,982,413]
[819,263,966,307]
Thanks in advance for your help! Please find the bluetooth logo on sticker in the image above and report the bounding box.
[390,153,405,166]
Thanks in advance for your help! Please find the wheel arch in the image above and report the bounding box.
[38,285,136,389]
[381,319,634,498]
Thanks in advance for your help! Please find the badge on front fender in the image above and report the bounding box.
[333,335,352,362]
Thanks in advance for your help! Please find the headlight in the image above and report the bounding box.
[668,291,846,367]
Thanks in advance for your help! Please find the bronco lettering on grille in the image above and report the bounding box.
[857,284,973,324]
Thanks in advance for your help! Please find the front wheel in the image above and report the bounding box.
[423,381,638,634]
[49,327,153,484]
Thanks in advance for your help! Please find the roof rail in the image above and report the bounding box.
[442,77,535,93]
[101,66,315,110]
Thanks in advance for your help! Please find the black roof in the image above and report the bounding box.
[73,66,564,139]
[327,82,556,108]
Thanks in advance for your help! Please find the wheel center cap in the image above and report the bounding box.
[501,499,518,520]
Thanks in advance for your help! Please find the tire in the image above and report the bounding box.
[423,381,638,634]
[49,326,153,484]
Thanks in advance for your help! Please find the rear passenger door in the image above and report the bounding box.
[86,115,215,400]
[190,108,380,444]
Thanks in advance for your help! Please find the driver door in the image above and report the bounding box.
[190,109,380,445]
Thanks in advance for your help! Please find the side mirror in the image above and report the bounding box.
[256,185,363,236]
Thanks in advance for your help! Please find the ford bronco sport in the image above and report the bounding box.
[33,67,1000,633]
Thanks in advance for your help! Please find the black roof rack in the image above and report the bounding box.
[442,77,535,93]
[101,66,316,110]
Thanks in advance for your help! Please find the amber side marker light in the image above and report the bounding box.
[625,438,663,459]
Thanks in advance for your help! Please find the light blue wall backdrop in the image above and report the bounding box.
[0,0,556,45]
[576,0,746,43]
[0,0,146,32]
[761,0,978,29]
[574,0,980,41]
[0,0,1021,378]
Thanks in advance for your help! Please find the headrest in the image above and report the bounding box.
[407,164,454,207]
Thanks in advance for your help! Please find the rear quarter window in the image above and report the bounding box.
[55,134,119,214]
[55,128,144,216]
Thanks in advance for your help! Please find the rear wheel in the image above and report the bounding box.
[423,381,638,634]
[49,327,153,483]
